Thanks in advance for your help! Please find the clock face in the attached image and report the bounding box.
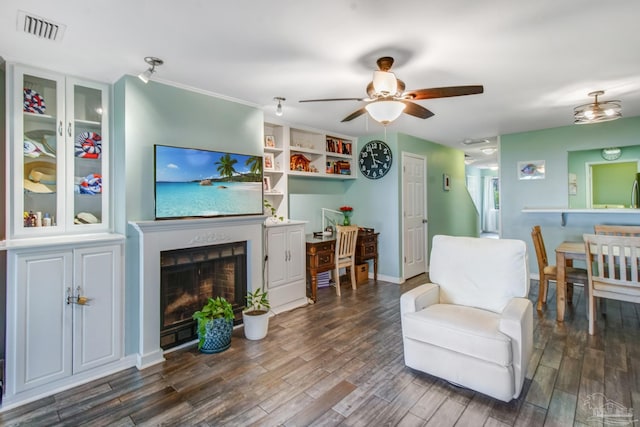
[359,140,392,179]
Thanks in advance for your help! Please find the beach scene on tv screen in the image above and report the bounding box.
[155,145,263,218]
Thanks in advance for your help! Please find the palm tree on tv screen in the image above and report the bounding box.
[215,153,238,179]
[246,155,262,176]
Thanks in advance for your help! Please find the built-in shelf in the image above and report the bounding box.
[522,207,640,226]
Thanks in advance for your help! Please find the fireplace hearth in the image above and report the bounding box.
[129,216,263,369]
[160,242,246,349]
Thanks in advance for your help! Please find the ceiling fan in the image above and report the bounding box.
[299,56,484,124]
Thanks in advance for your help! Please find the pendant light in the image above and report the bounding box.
[574,90,622,124]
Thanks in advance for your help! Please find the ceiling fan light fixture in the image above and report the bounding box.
[481,147,497,155]
[365,100,406,124]
[574,90,621,124]
[372,71,398,96]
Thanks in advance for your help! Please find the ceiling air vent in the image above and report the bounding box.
[17,10,66,42]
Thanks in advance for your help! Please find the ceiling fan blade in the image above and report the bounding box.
[299,97,365,103]
[402,101,435,119]
[341,108,367,122]
[405,85,484,100]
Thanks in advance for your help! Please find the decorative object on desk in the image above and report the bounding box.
[359,140,392,179]
[263,199,284,224]
[443,173,451,191]
[264,135,276,148]
[518,160,545,180]
[263,152,274,171]
[340,205,354,225]
[192,296,234,353]
[242,288,270,340]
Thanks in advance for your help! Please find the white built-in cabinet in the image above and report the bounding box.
[3,63,126,410]
[265,222,307,313]
[7,243,123,395]
[263,120,355,221]
[11,64,110,238]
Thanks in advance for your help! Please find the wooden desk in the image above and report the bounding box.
[305,232,379,302]
[556,241,586,322]
[355,232,379,281]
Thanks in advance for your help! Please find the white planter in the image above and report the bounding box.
[242,310,270,340]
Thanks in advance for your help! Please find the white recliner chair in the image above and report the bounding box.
[401,235,533,402]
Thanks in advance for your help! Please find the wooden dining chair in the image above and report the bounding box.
[531,225,587,310]
[594,224,640,236]
[583,233,640,335]
[333,225,359,296]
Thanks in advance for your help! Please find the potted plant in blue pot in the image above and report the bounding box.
[192,296,234,353]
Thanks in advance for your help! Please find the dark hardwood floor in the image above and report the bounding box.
[2,274,639,426]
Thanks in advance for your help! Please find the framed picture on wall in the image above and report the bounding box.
[264,135,276,148]
[263,153,274,171]
[518,160,545,180]
[263,176,271,192]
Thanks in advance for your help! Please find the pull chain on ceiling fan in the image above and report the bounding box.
[299,56,484,124]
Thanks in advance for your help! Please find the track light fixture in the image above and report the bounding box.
[274,97,285,116]
[138,56,164,84]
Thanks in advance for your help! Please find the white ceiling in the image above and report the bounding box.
[3,1,640,169]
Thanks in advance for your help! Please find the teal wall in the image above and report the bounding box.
[113,76,264,354]
[290,131,479,281]
[501,116,640,273]
[568,146,640,208]
[114,76,263,227]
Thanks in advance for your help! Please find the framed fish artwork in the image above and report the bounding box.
[518,160,545,180]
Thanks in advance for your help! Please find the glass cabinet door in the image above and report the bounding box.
[13,66,109,237]
[67,79,108,230]
[19,69,65,234]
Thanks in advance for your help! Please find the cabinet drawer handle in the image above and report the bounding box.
[58,121,63,136]
[67,122,72,137]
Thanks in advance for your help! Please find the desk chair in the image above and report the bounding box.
[531,225,587,311]
[333,225,359,296]
[583,233,640,335]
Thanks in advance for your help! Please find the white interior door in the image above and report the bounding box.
[402,152,427,279]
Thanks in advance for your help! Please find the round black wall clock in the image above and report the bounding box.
[359,140,392,179]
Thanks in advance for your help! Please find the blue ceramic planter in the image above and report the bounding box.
[198,317,233,354]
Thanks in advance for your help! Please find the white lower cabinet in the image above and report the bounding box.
[7,242,123,397]
[265,222,307,313]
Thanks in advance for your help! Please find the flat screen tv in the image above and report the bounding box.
[154,144,263,220]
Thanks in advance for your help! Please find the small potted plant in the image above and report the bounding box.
[192,296,235,353]
[242,288,271,340]
[264,199,284,225]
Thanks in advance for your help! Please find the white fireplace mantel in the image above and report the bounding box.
[129,216,265,368]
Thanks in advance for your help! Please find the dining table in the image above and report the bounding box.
[555,241,587,322]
